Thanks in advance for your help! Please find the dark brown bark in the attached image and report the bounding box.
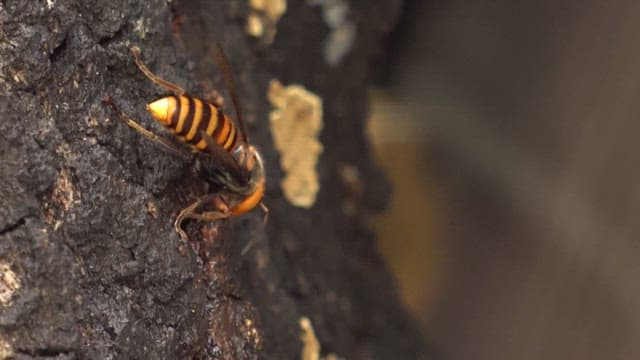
[0,0,429,359]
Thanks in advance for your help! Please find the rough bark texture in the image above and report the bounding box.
[0,0,428,359]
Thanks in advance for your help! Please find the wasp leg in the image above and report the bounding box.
[175,196,207,241]
[126,116,193,159]
[259,202,269,224]
[174,195,230,241]
[175,202,196,241]
[105,97,191,160]
[183,210,228,224]
[131,46,186,96]
[241,202,268,255]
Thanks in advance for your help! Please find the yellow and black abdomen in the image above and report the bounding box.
[146,95,238,152]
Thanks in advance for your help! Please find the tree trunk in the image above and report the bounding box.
[0,0,428,358]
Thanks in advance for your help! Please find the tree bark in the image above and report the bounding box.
[0,0,428,358]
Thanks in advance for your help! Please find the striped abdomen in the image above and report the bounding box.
[146,95,238,152]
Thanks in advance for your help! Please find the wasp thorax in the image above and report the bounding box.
[146,96,177,125]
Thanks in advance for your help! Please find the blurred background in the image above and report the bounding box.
[368,1,640,359]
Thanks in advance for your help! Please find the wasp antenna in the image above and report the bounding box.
[210,42,249,144]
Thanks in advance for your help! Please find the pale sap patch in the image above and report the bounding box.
[299,317,341,360]
[0,337,12,359]
[52,168,76,212]
[0,261,21,307]
[246,0,287,44]
[133,17,150,39]
[307,0,356,66]
[243,318,261,348]
[268,80,323,208]
[300,317,320,360]
[43,168,79,231]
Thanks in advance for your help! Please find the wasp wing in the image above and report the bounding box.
[209,43,249,144]
[199,131,250,187]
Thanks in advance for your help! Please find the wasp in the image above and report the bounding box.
[106,44,267,241]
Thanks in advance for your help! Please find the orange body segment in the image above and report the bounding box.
[185,98,203,141]
[147,96,177,126]
[174,96,190,133]
[215,115,231,146]
[145,95,238,152]
[229,180,265,216]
